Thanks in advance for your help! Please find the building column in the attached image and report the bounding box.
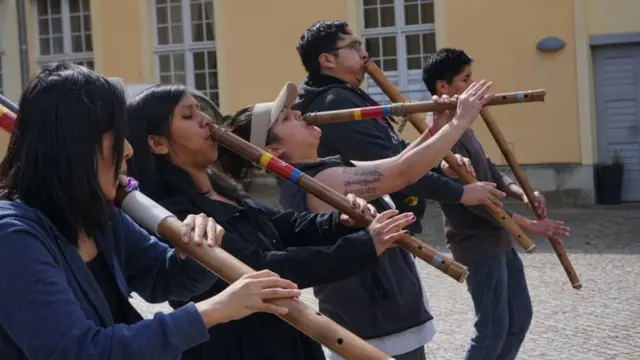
[573,0,597,165]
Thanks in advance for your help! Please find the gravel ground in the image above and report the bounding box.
[131,192,640,359]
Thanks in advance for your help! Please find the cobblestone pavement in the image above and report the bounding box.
[131,197,640,359]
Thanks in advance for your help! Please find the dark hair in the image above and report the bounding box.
[217,106,280,181]
[0,62,127,244]
[296,20,352,75]
[421,48,473,94]
[125,84,241,202]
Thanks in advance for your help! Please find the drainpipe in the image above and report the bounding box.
[16,0,30,90]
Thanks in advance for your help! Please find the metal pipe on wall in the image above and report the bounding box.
[16,0,30,90]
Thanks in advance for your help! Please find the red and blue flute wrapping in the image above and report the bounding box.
[349,105,392,120]
[210,125,469,283]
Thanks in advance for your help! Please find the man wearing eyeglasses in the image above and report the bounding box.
[285,20,506,360]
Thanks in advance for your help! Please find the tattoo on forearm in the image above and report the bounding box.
[343,187,378,197]
[342,167,384,177]
[341,167,383,197]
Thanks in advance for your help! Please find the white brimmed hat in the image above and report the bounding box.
[249,82,298,148]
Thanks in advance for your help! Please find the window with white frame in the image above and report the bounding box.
[361,0,436,103]
[34,0,94,70]
[154,0,218,106]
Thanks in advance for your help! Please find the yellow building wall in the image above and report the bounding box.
[585,0,640,35]
[90,0,155,83]
[0,0,20,153]
[21,0,153,85]
[214,0,355,115]
[1,0,22,103]
[437,0,580,165]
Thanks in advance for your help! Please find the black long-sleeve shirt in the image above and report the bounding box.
[158,192,378,360]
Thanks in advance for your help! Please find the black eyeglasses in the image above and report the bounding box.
[327,39,363,53]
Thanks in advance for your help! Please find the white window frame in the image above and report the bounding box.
[361,0,436,102]
[152,0,218,105]
[33,0,94,71]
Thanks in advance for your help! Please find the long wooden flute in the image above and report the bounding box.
[302,90,546,125]
[363,61,537,254]
[115,177,395,360]
[479,108,582,289]
[208,124,469,283]
[0,96,395,360]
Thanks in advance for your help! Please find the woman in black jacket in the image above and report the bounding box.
[124,84,416,360]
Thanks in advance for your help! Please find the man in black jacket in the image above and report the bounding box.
[294,20,502,234]
[291,20,504,360]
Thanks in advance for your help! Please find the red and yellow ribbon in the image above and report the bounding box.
[0,105,15,133]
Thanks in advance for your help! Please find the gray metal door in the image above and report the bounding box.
[593,44,640,201]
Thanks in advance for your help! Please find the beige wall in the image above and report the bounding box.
[438,0,580,165]
[0,0,20,152]
[0,0,22,103]
[214,0,355,114]
[90,0,154,83]
[586,0,640,35]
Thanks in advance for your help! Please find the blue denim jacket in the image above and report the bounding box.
[0,200,217,359]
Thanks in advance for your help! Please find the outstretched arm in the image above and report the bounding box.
[309,113,473,206]
[216,229,379,289]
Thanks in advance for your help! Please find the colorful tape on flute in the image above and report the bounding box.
[208,124,469,283]
[363,61,537,254]
[302,90,546,125]
[479,108,581,289]
[0,94,19,132]
[0,93,396,360]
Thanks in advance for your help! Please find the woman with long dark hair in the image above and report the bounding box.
[125,82,415,360]
[0,63,302,360]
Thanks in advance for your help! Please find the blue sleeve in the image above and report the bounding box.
[117,210,218,303]
[257,204,362,247]
[0,222,209,360]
